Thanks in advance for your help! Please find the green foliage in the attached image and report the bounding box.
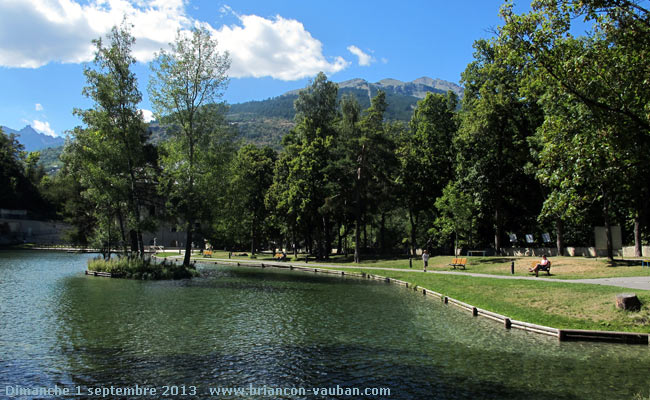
[267,73,340,258]
[396,91,459,253]
[71,21,155,256]
[498,0,650,258]
[455,39,543,252]
[219,144,277,253]
[225,87,427,149]
[0,127,52,215]
[37,145,64,174]
[149,27,235,266]
[87,256,197,280]
[434,182,478,251]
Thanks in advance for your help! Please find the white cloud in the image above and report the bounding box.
[32,120,57,137]
[0,1,350,80]
[140,108,154,122]
[347,45,373,67]
[35,103,43,111]
[211,14,349,80]
[0,0,191,68]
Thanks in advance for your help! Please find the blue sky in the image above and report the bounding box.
[0,0,531,138]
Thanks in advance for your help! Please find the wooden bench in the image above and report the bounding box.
[529,260,551,276]
[449,257,467,270]
[204,250,212,258]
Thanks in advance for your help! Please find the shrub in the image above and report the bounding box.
[87,256,198,280]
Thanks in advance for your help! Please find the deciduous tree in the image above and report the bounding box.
[149,27,233,266]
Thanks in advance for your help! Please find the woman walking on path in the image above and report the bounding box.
[422,250,430,272]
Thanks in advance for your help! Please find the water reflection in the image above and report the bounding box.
[1,251,649,399]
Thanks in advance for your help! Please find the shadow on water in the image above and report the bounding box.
[2,252,649,400]
[43,343,586,400]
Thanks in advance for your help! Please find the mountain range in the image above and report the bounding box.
[227,76,463,148]
[1,125,65,152]
[3,76,462,172]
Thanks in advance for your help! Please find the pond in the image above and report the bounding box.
[1,250,649,399]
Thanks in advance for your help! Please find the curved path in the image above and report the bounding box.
[171,256,650,291]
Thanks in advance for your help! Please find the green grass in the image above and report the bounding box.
[224,254,650,280]
[88,256,198,280]
[318,267,650,333]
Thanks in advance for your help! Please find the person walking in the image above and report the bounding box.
[422,249,430,272]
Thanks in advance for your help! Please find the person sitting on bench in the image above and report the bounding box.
[529,255,550,276]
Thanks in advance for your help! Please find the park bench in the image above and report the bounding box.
[449,257,467,270]
[529,260,551,277]
[204,250,212,258]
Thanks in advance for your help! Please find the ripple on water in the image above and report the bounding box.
[1,252,650,400]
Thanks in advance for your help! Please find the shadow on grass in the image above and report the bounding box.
[474,257,519,264]
[607,259,646,268]
[294,254,411,264]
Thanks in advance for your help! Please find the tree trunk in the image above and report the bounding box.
[106,215,112,261]
[337,222,342,255]
[183,221,193,267]
[494,208,502,255]
[409,209,417,256]
[556,218,564,256]
[322,215,332,259]
[354,215,361,263]
[603,192,614,262]
[137,230,144,258]
[250,217,256,255]
[363,223,368,250]
[292,224,298,257]
[379,213,386,254]
[130,230,139,256]
[634,212,642,257]
[117,209,128,256]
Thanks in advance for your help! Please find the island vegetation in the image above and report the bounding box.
[1,0,648,281]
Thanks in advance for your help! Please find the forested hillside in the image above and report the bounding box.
[227,76,460,148]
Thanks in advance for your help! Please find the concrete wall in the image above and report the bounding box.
[141,226,187,249]
[622,246,650,258]
[499,247,623,257]
[0,218,71,245]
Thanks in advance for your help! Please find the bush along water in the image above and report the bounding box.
[87,256,198,280]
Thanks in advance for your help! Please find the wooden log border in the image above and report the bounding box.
[85,270,112,277]
[153,258,650,345]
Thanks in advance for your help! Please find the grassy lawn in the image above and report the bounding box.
[319,267,650,333]
[160,252,650,279]
[432,256,650,280]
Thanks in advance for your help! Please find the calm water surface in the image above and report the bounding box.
[1,250,649,399]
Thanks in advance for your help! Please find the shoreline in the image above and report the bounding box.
[156,256,650,345]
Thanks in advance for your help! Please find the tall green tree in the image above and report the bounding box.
[269,72,339,259]
[499,0,650,258]
[149,27,233,266]
[397,91,458,254]
[455,39,542,254]
[434,182,478,254]
[336,91,397,261]
[72,22,153,256]
[227,144,277,254]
